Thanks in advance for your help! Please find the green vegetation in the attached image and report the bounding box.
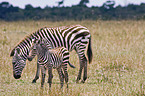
[0,20,145,95]
[0,1,145,21]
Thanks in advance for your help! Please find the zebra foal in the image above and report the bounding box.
[28,38,75,88]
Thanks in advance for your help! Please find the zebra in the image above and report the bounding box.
[10,25,92,83]
[28,38,75,88]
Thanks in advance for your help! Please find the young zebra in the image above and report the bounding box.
[28,38,75,88]
[10,25,92,83]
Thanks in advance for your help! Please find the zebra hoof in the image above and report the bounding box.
[32,80,36,83]
[81,80,85,83]
[76,80,79,83]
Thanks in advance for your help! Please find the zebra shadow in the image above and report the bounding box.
[49,81,97,85]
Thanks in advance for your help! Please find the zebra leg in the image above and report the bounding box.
[57,67,64,89]
[47,70,53,83]
[81,55,87,83]
[62,64,69,88]
[48,66,53,89]
[41,66,46,88]
[32,60,40,83]
[76,59,84,83]
[76,48,87,83]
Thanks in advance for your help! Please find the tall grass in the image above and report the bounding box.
[0,20,145,96]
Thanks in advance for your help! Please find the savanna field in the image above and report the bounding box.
[0,20,145,96]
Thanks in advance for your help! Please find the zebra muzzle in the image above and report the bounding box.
[14,74,21,79]
[27,56,33,61]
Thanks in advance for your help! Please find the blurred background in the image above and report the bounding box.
[0,0,145,21]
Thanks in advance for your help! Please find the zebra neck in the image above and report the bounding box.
[16,47,28,61]
[16,35,33,60]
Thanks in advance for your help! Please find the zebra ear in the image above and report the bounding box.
[32,36,37,40]
[41,39,47,43]
[31,36,37,43]
[36,38,41,44]
[10,48,15,57]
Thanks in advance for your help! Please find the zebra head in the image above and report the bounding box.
[10,47,26,79]
[27,39,39,61]
[28,38,48,60]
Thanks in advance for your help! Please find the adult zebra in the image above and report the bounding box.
[10,25,92,83]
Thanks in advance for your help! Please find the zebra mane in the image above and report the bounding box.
[10,28,41,57]
[11,27,47,47]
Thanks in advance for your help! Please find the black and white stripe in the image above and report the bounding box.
[10,25,92,83]
[28,38,75,88]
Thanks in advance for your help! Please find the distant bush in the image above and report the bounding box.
[0,1,145,21]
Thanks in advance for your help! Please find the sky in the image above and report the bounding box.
[1,0,145,8]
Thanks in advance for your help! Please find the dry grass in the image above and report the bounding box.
[0,20,145,96]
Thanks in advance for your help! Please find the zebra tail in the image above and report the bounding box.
[68,62,75,68]
[87,37,93,64]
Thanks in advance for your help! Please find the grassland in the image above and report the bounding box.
[0,20,145,96]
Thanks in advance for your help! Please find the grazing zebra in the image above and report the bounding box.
[28,38,75,88]
[10,25,92,83]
